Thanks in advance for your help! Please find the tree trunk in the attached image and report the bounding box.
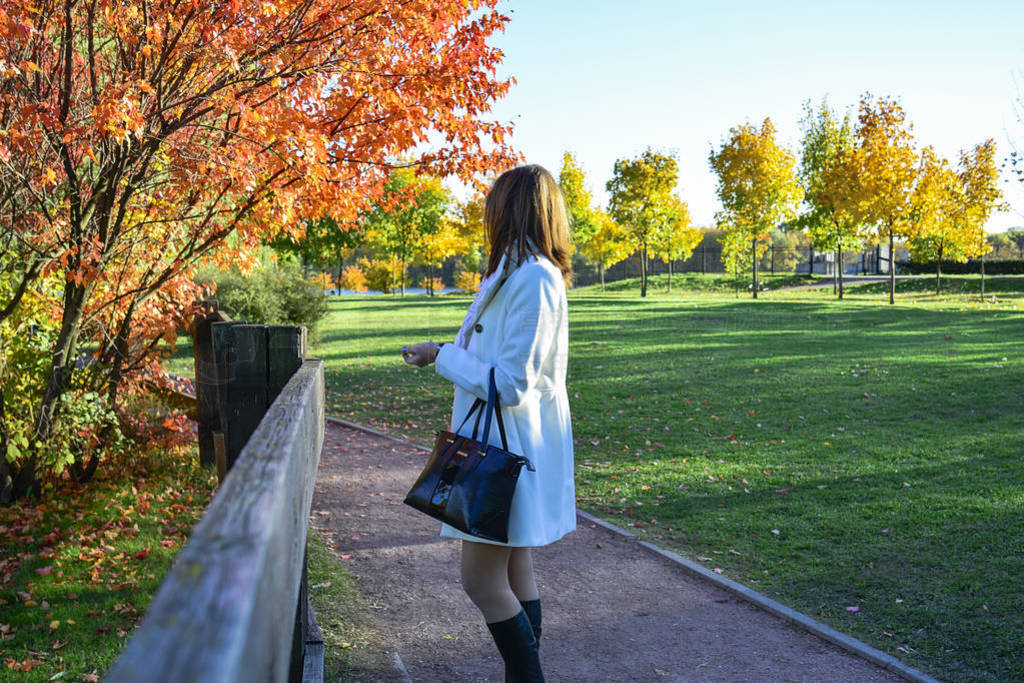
[400,255,406,295]
[667,260,673,293]
[72,300,137,484]
[640,243,648,298]
[808,245,814,276]
[599,263,605,291]
[751,237,758,299]
[337,252,344,291]
[935,245,943,295]
[833,249,838,295]
[980,254,986,300]
[888,231,895,305]
[0,389,13,505]
[838,244,844,300]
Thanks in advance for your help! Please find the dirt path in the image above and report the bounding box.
[311,420,907,682]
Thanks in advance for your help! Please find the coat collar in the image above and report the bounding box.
[454,241,539,349]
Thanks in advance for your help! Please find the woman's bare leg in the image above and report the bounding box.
[508,548,539,602]
[460,541,521,623]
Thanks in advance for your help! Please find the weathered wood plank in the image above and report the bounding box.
[268,325,306,406]
[301,593,325,683]
[224,325,269,470]
[211,320,244,469]
[193,301,227,467]
[107,358,325,683]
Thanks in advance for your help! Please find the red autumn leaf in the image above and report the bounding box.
[774,488,791,494]
[134,546,150,560]
[34,565,54,576]
[6,657,44,672]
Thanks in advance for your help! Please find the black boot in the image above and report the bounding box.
[520,599,542,647]
[487,609,544,682]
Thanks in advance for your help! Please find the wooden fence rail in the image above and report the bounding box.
[107,347,325,682]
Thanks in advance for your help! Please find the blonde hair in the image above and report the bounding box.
[484,165,573,287]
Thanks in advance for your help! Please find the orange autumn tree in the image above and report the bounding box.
[0,0,517,502]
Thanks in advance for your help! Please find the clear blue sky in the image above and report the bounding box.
[480,0,1024,232]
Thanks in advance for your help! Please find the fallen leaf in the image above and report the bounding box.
[846,606,860,613]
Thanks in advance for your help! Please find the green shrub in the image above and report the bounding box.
[196,256,328,332]
[1,286,124,486]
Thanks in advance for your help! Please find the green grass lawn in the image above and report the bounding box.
[311,275,1024,682]
[0,443,217,679]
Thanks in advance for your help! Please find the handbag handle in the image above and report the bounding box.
[454,367,509,451]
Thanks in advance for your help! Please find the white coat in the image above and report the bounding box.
[434,255,576,547]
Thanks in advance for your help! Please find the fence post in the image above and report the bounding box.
[210,323,307,475]
[193,301,231,468]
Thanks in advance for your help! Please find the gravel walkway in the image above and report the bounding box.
[311,420,908,682]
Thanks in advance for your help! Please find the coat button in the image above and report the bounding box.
[474,323,483,333]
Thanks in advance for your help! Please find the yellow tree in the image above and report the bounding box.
[452,195,488,274]
[905,147,956,291]
[579,210,633,291]
[850,95,919,304]
[798,99,865,299]
[362,171,450,295]
[709,118,803,298]
[649,197,701,292]
[559,152,599,246]
[606,150,680,297]
[416,216,463,295]
[909,140,1005,294]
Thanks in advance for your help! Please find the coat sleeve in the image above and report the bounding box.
[435,263,561,408]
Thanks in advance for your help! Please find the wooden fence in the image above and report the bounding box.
[107,313,325,682]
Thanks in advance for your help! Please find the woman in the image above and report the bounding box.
[401,164,575,682]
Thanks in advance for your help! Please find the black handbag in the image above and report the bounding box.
[404,367,534,543]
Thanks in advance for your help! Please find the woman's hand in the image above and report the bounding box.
[401,341,439,367]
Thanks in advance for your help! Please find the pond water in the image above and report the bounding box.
[325,287,440,296]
